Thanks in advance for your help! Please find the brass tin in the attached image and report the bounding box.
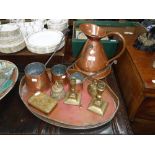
[28,92,57,114]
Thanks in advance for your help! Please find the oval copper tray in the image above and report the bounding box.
[0,60,19,101]
[19,70,119,129]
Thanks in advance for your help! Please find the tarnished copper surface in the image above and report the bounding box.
[51,64,68,85]
[0,60,19,101]
[75,23,126,79]
[25,62,51,92]
[19,69,119,129]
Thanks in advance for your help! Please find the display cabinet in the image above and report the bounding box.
[114,25,155,134]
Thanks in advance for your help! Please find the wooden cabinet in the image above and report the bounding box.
[114,27,155,134]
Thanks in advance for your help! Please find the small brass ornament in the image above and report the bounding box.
[51,81,65,100]
[88,81,108,116]
[64,78,81,106]
[87,79,98,97]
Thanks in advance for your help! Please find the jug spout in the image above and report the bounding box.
[80,23,106,39]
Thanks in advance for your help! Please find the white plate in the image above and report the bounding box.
[0,39,25,48]
[0,40,25,54]
[0,24,18,32]
[27,40,65,54]
[27,30,63,48]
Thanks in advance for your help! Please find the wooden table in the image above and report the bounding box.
[114,26,155,134]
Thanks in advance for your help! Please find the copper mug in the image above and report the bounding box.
[24,62,51,92]
[51,64,67,84]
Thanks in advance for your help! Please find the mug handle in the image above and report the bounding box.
[103,32,126,65]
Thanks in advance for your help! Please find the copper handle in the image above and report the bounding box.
[103,32,126,65]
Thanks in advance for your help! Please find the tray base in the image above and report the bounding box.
[19,70,119,129]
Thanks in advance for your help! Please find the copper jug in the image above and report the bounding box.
[74,23,126,79]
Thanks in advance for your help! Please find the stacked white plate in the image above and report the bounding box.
[26,30,65,54]
[47,19,68,32]
[0,24,25,53]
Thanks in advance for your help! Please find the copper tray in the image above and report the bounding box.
[0,60,19,101]
[19,70,119,129]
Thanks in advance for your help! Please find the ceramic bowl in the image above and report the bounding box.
[47,19,68,32]
[48,19,64,24]
[17,21,45,38]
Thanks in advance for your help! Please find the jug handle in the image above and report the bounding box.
[103,32,126,65]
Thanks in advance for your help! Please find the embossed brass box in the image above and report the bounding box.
[28,92,57,114]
